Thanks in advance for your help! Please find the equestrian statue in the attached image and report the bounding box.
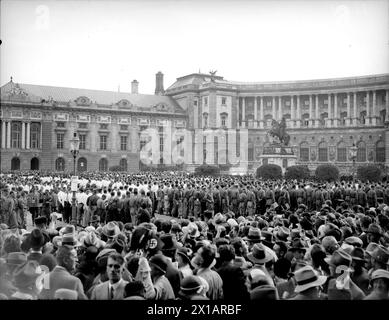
[268,117,290,146]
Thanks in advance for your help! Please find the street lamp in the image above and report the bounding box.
[350,143,358,181]
[69,132,80,227]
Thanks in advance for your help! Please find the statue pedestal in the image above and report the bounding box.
[259,145,297,174]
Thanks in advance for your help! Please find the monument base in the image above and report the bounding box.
[258,144,297,174]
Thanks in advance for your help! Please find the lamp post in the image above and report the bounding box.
[69,132,80,227]
[350,143,358,181]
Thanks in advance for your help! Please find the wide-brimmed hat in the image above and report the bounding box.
[324,249,353,269]
[275,226,290,241]
[29,228,45,248]
[60,233,81,247]
[289,238,306,252]
[6,252,27,266]
[59,225,76,236]
[96,248,116,263]
[179,275,203,295]
[261,230,275,246]
[371,245,389,265]
[365,242,380,256]
[243,227,265,243]
[102,222,120,238]
[176,246,192,265]
[182,223,200,239]
[160,234,178,252]
[13,260,43,288]
[149,254,167,274]
[54,289,78,300]
[344,236,363,247]
[350,247,366,263]
[247,243,273,264]
[294,265,327,293]
[370,269,389,282]
[366,224,383,236]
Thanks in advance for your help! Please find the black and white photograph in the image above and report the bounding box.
[0,0,389,313]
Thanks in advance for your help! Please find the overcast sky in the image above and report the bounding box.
[1,0,388,95]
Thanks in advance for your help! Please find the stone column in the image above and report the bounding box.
[259,96,264,129]
[7,121,11,148]
[279,96,283,120]
[372,90,377,125]
[1,121,5,149]
[39,122,42,149]
[346,92,351,126]
[296,95,300,128]
[326,93,332,127]
[254,96,258,121]
[386,90,389,122]
[291,96,295,128]
[272,96,276,120]
[242,97,245,127]
[21,122,25,149]
[333,93,338,127]
[366,91,370,119]
[236,97,240,127]
[353,92,357,125]
[309,95,314,126]
[26,122,31,149]
[315,95,319,128]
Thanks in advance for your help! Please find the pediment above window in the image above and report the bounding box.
[117,99,133,109]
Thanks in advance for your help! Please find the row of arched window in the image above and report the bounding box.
[299,141,385,162]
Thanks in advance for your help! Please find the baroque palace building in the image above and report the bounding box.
[1,71,389,174]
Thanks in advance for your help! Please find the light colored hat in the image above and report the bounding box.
[227,218,238,228]
[294,265,327,293]
[54,288,78,300]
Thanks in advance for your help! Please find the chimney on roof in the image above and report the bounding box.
[131,80,139,94]
[155,71,165,95]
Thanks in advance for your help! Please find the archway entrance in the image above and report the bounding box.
[11,157,20,170]
[31,157,39,170]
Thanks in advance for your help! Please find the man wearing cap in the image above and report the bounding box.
[90,252,128,300]
[325,249,365,300]
[364,269,389,300]
[288,265,327,300]
[39,246,87,299]
[350,247,370,295]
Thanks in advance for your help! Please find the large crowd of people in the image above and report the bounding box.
[0,170,389,300]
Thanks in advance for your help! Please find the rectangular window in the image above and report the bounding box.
[79,123,88,129]
[120,125,128,131]
[57,133,64,149]
[300,148,309,162]
[337,148,347,162]
[100,135,107,150]
[194,100,198,106]
[57,122,65,128]
[79,134,86,150]
[221,116,226,127]
[248,148,254,161]
[120,136,127,151]
[159,136,164,152]
[221,97,227,105]
[203,97,208,106]
[158,126,164,134]
[319,148,328,162]
[100,124,108,130]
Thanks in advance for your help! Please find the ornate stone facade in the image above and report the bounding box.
[1,72,389,174]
